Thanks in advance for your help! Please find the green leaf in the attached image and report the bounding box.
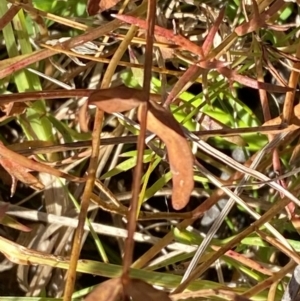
[100,153,153,179]
[143,171,172,202]
[48,115,91,143]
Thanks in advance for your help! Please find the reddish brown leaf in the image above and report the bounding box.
[217,67,293,93]
[0,142,85,194]
[85,278,123,301]
[235,18,266,36]
[0,155,44,196]
[88,86,143,113]
[85,278,171,301]
[0,204,8,221]
[142,101,194,210]
[113,14,294,94]
[202,7,225,55]
[0,5,21,31]
[262,103,300,134]
[0,204,31,232]
[235,0,285,36]
[0,215,31,232]
[165,65,202,106]
[112,14,204,57]
[0,102,27,122]
[125,278,171,301]
[165,8,225,106]
[94,0,117,14]
[87,0,122,15]
[197,59,229,69]
[88,87,194,210]
[87,0,100,15]
[0,50,54,80]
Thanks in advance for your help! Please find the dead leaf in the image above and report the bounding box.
[0,155,44,196]
[217,67,293,93]
[85,278,171,301]
[88,86,194,210]
[0,204,31,232]
[89,86,142,113]
[0,215,31,232]
[141,101,194,210]
[0,5,21,31]
[263,103,300,132]
[125,278,171,301]
[0,50,54,81]
[85,278,123,301]
[0,204,8,221]
[0,102,27,122]
[0,142,85,194]
[235,16,266,36]
[87,0,122,15]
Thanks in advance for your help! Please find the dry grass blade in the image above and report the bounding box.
[282,44,300,124]
[0,3,146,80]
[63,111,104,301]
[2,0,300,298]
[0,4,20,30]
[256,229,300,265]
[242,260,296,298]
[164,7,224,106]
[171,289,253,301]
[235,0,285,36]
[120,0,155,283]
[0,203,31,232]
[113,14,294,93]
[173,195,294,295]
[63,2,148,300]
[210,246,273,276]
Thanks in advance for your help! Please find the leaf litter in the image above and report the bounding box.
[1,0,300,300]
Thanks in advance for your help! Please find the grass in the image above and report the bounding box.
[0,0,300,300]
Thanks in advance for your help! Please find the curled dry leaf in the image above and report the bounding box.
[87,0,122,15]
[89,86,142,113]
[85,277,171,301]
[0,203,31,232]
[0,102,27,122]
[88,86,194,210]
[141,101,194,210]
[0,142,85,195]
[0,214,31,232]
[125,278,171,301]
[263,103,300,133]
[85,278,123,301]
[0,154,44,196]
